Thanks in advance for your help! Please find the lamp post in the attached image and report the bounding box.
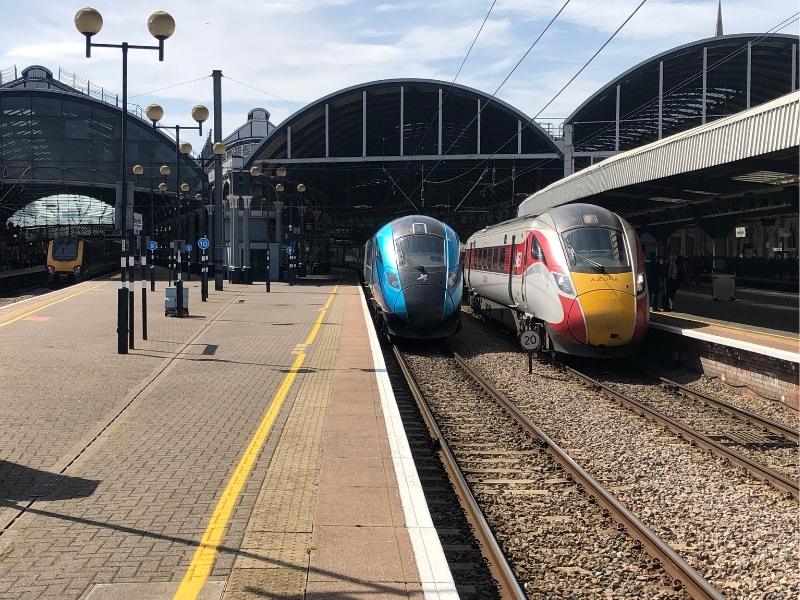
[132,164,149,340]
[198,143,225,299]
[249,165,290,291]
[157,166,171,290]
[145,103,208,318]
[75,6,175,354]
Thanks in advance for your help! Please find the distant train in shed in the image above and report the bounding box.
[364,215,462,339]
[465,203,649,357]
[46,236,120,284]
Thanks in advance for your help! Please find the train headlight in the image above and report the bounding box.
[386,271,400,289]
[636,271,645,294]
[552,272,574,296]
[447,270,460,288]
[73,266,81,274]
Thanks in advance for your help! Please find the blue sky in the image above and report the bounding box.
[2,0,798,149]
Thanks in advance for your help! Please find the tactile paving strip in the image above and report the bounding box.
[221,291,342,600]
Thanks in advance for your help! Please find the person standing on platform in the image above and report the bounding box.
[645,252,662,311]
[665,254,680,311]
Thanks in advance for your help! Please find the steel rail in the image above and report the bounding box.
[659,376,799,444]
[450,351,724,600]
[565,366,799,499]
[391,345,526,600]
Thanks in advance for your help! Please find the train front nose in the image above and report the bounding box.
[568,289,636,347]
[399,285,453,330]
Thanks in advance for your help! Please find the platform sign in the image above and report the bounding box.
[197,237,210,250]
[185,243,193,253]
[133,212,143,234]
[285,246,294,256]
[519,329,541,352]
[735,226,746,238]
[147,240,158,251]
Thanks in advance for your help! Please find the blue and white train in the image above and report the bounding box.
[364,215,462,339]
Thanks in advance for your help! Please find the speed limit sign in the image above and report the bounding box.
[519,329,542,352]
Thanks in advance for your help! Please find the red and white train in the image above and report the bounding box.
[464,203,649,357]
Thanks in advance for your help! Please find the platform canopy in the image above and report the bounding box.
[518,91,799,231]
[243,79,563,238]
[564,33,799,170]
[0,66,205,224]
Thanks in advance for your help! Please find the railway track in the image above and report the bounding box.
[383,343,503,599]
[393,342,722,599]
[569,365,799,498]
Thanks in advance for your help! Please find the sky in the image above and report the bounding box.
[1,0,798,150]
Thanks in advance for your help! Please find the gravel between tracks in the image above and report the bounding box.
[450,315,799,599]
[402,348,686,599]
[580,366,799,482]
[646,360,800,433]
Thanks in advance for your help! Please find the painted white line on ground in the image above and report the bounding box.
[358,290,459,600]
[650,321,800,363]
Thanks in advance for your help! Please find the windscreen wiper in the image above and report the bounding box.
[564,239,606,273]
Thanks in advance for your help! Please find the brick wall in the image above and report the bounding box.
[643,329,800,410]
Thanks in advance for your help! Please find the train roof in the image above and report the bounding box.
[379,214,452,238]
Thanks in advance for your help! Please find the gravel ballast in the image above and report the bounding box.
[449,314,799,599]
[402,348,687,599]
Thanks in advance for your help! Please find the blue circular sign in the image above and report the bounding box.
[197,237,210,250]
[147,241,158,251]
[185,243,193,253]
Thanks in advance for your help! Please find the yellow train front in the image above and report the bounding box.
[46,236,120,284]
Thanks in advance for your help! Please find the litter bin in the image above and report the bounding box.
[712,273,735,301]
[165,286,190,316]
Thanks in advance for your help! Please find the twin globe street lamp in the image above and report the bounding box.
[143,103,208,317]
[74,7,175,354]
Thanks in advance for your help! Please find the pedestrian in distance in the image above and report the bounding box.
[665,254,680,311]
[645,252,662,311]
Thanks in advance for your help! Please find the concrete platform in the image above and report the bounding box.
[0,271,455,599]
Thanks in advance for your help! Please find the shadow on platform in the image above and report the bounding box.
[0,460,100,502]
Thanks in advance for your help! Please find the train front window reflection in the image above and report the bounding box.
[395,235,445,270]
[53,236,79,261]
[561,228,630,273]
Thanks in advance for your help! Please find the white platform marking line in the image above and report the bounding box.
[358,291,458,600]
[650,321,800,363]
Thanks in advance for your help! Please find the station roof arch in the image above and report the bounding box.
[0,65,205,220]
[565,33,799,161]
[243,78,563,237]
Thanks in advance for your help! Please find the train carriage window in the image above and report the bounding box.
[499,246,506,272]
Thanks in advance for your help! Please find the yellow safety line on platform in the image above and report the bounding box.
[655,311,797,342]
[173,283,339,600]
[0,282,106,328]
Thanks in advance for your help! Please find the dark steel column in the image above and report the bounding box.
[212,69,224,291]
[118,43,129,354]
[175,126,184,316]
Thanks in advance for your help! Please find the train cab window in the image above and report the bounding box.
[52,236,79,261]
[395,235,444,270]
[561,227,630,273]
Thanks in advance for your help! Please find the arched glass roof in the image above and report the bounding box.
[243,79,562,235]
[566,33,799,157]
[0,67,205,222]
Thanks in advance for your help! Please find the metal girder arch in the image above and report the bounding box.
[244,78,563,240]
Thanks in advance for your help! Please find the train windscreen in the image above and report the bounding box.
[52,237,79,261]
[395,235,445,270]
[561,228,630,274]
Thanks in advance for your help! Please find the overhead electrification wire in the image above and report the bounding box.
[381,0,498,209]
[567,13,800,152]
[422,0,648,202]
[417,0,571,189]
[222,75,300,104]
[129,75,210,99]
[493,12,799,189]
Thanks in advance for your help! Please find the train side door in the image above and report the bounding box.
[507,235,515,305]
[466,241,474,288]
[520,233,529,305]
